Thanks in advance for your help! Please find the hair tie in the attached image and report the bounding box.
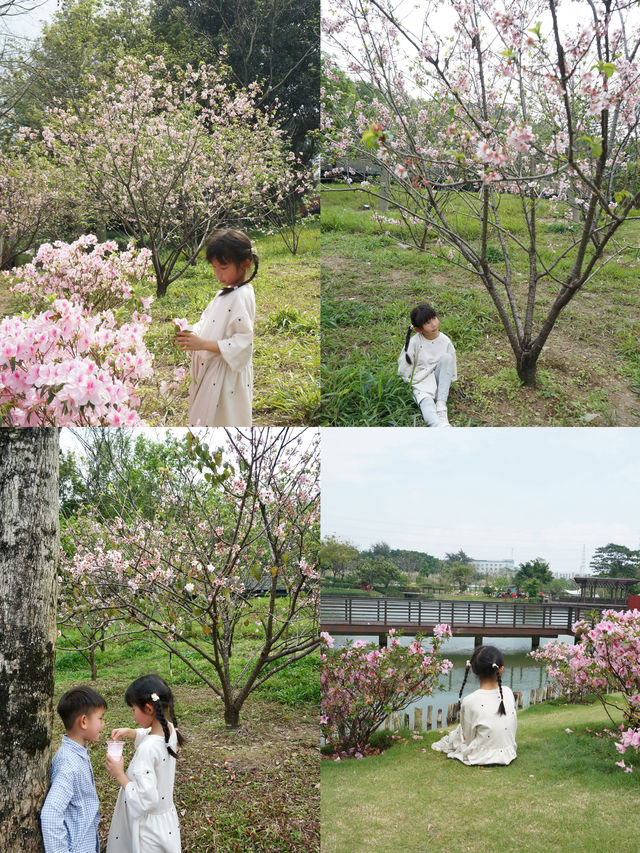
[466,660,471,667]
[151,692,160,701]
[492,663,499,670]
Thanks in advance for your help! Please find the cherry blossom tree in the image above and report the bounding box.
[63,428,320,728]
[0,150,64,270]
[323,0,640,385]
[39,55,306,297]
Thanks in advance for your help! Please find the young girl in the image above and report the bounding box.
[431,645,517,765]
[105,674,185,852]
[174,228,257,427]
[397,303,457,427]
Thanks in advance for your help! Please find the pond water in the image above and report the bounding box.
[332,633,574,728]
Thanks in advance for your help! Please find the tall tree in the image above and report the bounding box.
[0,428,59,851]
[151,0,319,154]
[590,544,640,578]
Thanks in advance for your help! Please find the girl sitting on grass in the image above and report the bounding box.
[431,645,517,765]
[174,228,257,426]
[105,674,185,852]
[397,303,457,427]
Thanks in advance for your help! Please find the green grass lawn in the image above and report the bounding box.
[321,698,638,853]
[320,186,640,426]
[0,224,320,426]
[54,632,320,852]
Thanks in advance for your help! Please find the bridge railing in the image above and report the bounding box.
[320,595,610,632]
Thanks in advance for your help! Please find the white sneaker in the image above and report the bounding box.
[436,401,450,426]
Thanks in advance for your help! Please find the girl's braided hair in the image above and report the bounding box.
[404,303,437,364]
[452,659,471,718]
[205,228,258,294]
[457,645,507,716]
[125,674,185,758]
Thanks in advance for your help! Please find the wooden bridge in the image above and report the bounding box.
[320,595,611,648]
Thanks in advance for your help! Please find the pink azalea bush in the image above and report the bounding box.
[7,234,154,313]
[0,298,152,425]
[531,608,640,772]
[321,625,453,756]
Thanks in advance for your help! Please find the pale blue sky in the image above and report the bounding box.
[320,428,640,575]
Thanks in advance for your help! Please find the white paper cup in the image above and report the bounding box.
[107,740,124,759]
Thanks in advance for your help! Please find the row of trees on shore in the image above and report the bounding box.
[319,537,640,597]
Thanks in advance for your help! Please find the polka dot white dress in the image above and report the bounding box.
[106,726,181,852]
[188,284,255,426]
[431,686,517,765]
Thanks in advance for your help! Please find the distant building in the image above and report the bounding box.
[471,559,515,576]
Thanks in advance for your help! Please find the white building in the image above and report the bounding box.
[471,559,515,576]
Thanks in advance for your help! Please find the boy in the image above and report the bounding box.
[41,686,107,853]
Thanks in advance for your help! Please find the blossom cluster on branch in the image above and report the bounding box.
[531,608,640,772]
[320,625,453,756]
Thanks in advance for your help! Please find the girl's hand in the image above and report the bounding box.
[175,332,219,354]
[111,728,132,741]
[105,754,125,778]
[175,331,204,351]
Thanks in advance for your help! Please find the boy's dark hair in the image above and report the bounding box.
[205,228,258,293]
[404,303,437,364]
[125,674,185,759]
[57,686,107,730]
[453,645,507,717]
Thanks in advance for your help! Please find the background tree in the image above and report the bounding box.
[590,543,640,579]
[0,0,155,140]
[0,428,59,851]
[389,548,442,577]
[323,0,640,386]
[356,554,404,591]
[319,536,359,583]
[513,558,554,593]
[151,0,319,155]
[442,560,474,593]
[444,550,472,566]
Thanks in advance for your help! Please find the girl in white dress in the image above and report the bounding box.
[432,645,517,765]
[174,228,257,426]
[398,303,457,427]
[105,675,185,852]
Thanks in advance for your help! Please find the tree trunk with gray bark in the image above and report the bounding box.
[0,429,60,852]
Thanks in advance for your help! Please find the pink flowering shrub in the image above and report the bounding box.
[0,298,152,425]
[532,609,640,772]
[321,625,453,756]
[7,234,154,313]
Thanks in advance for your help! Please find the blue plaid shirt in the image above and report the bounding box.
[40,735,100,853]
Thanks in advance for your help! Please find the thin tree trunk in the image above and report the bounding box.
[224,705,241,729]
[0,429,60,852]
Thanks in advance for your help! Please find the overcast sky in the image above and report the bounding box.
[1,0,58,40]
[320,428,640,576]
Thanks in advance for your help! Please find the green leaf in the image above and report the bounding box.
[528,21,542,39]
[580,135,602,158]
[591,60,616,79]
